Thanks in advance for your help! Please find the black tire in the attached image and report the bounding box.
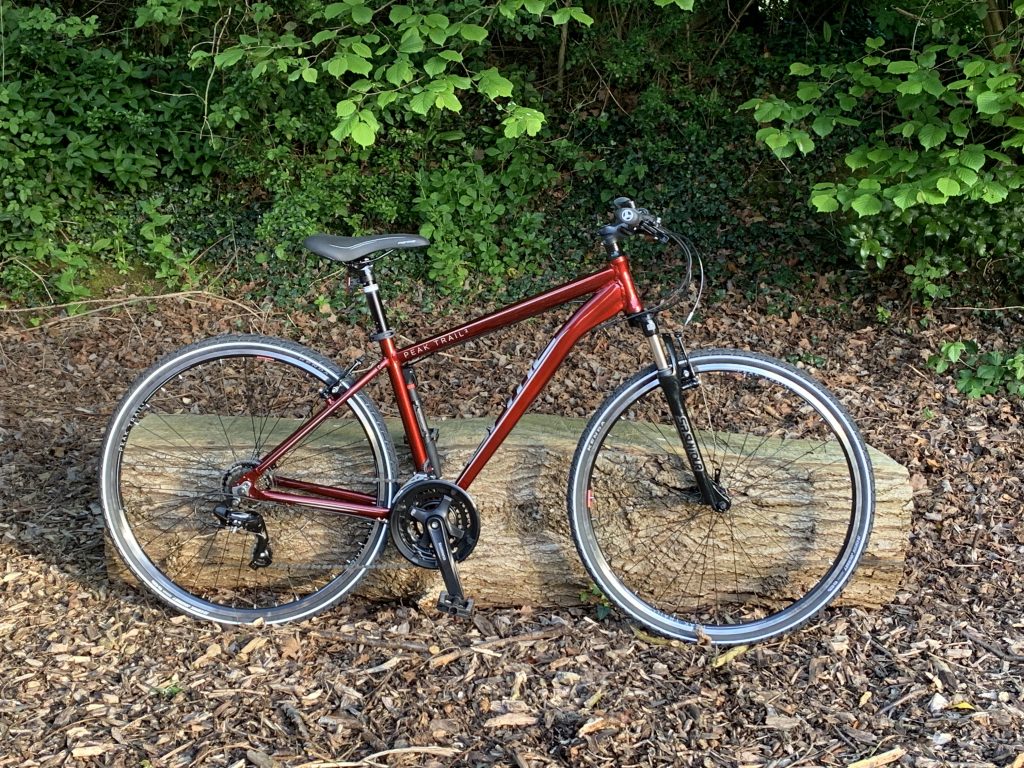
[99,335,398,624]
[568,349,874,645]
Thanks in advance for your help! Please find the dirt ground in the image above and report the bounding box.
[0,277,1022,767]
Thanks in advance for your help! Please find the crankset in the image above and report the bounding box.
[389,478,480,618]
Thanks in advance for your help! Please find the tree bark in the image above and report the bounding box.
[108,414,912,611]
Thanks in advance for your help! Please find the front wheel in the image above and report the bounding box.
[99,335,398,625]
[568,349,874,645]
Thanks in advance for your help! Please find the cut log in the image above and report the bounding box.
[107,414,911,611]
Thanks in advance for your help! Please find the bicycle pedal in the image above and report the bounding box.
[437,591,474,619]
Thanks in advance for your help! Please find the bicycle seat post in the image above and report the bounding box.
[353,260,394,343]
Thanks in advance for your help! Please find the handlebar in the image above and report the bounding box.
[598,197,669,256]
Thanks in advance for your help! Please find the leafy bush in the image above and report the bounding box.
[0,5,215,304]
[742,1,1024,305]
[929,340,1024,398]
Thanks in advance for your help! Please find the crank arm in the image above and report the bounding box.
[424,512,474,619]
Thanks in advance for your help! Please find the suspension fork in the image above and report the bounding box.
[638,317,731,511]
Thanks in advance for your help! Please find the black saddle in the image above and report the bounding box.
[303,234,429,264]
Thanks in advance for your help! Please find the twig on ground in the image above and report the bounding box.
[308,631,432,654]
[295,746,460,768]
[962,628,1024,663]
[0,291,265,329]
[430,627,565,668]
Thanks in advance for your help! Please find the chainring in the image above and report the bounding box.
[389,479,480,569]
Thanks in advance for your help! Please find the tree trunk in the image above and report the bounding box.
[107,414,912,611]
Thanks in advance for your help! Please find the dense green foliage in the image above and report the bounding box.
[1,0,1021,359]
[1,0,848,308]
[744,0,1024,305]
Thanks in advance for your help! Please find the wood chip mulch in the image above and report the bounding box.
[0,280,1022,768]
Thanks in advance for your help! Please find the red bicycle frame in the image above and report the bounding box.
[241,256,646,519]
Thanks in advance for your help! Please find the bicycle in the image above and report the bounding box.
[99,198,874,645]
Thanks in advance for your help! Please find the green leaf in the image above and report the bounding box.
[981,181,1008,203]
[963,59,987,78]
[851,194,882,217]
[435,91,462,112]
[399,29,424,53]
[350,119,376,147]
[347,53,372,75]
[351,5,373,24]
[570,8,595,24]
[327,56,348,77]
[409,90,434,115]
[386,58,413,86]
[796,83,822,102]
[214,48,244,68]
[960,146,986,171]
[459,24,488,42]
[753,100,782,122]
[424,56,447,77]
[809,192,839,212]
[936,177,961,196]
[324,3,347,20]
[892,187,917,210]
[918,123,947,150]
[976,91,1003,114]
[335,99,357,118]
[313,29,338,45]
[301,66,318,83]
[790,62,814,76]
[845,148,870,170]
[793,132,815,154]
[953,166,979,187]
[390,5,414,22]
[886,60,918,75]
[477,68,514,99]
[765,132,791,153]
[502,105,545,138]
[811,115,834,137]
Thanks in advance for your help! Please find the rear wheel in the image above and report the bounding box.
[568,349,874,644]
[99,335,398,624]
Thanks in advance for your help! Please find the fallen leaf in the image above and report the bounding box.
[712,644,749,668]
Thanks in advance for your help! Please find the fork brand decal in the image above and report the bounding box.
[675,413,705,473]
[406,328,470,359]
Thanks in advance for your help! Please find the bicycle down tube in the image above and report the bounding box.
[240,256,645,516]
